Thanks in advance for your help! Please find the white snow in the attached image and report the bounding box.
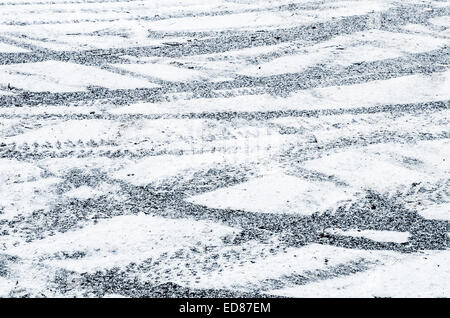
[0,105,100,116]
[325,228,411,243]
[0,278,15,297]
[112,152,246,186]
[6,214,238,273]
[186,173,354,215]
[418,203,450,221]
[0,42,28,53]
[240,51,331,77]
[1,0,369,51]
[39,157,127,177]
[275,110,450,144]
[0,177,60,220]
[269,250,450,297]
[302,140,449,193]
[368,140,450,177]
[240,30,446,77]
[148,10,314,32]
[0,90,13,95]
[190,243,400,290]
[147,1,391,32]
[114,63,206,82]
[0,61,158,93]
[303,151,426,192]
[429,16,450,28]
[6,119,122,144]
[64,183,120,200]
[0,0,448,298]
[110,70,450,115]
[0,118,20,135]
[0,158,43,184]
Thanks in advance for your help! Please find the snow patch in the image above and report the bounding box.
[0,159,42,184]
[192,243,399,290]
[325,228,411,243]
[0,42,28,53]
[302,141,447,192]
[64,183,120,200]
[269,250,450,297]
[6,119,122,144]
[418,203,450,221]
[112,152,246,186]
[114,63,206,82]
[110,71,450,115]
[6,214,238,273]
[0,177,60,220]
[0,61,158,93]
[186,173,354,215]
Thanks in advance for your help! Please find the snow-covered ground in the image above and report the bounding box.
[0,0,449,298]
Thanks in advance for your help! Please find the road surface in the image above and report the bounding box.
[0,0,449,297]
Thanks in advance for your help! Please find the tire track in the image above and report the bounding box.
[0,0,449,297]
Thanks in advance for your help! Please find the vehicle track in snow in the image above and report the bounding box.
[0,0,449,298]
